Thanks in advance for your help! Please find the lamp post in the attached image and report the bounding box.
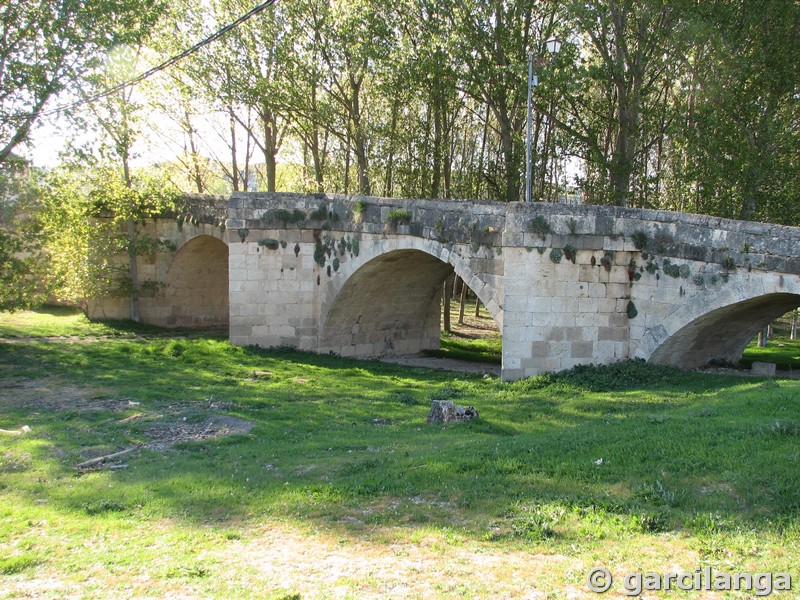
[525,37,562,203]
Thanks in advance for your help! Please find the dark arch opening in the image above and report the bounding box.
[650,293,800,369]
[321,249,499,359]
[161,236,229,329]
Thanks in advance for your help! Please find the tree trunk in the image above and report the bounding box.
[442,275,453,333]
[384,99,399,197]
[431,94,443,199]
[475,297,481,318]
[229,108,239,192]
[350,76,370,195]
[343,128,351,195]
[183,106,205,193]
[458,280,467,325]
[499,123,519,203]
[122,157,139,324]
[758,326,769,348]
[791,310,798,341]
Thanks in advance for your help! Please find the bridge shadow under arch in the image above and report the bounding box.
[160,235,229,329]
[320,249,501,358]
[649,292,800,369]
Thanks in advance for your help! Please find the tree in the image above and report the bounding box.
[670,0,800,223]
[555,0,683,206]
[0,0,166,166]
[0,157,46,310]
[38,163,178,313]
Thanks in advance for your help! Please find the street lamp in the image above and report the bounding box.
[525,37,562,203]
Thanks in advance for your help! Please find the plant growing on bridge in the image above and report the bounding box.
[626,301,638,319]
[135,236,176,256]
[549,248,563,264]
[721,256,737,271]
[632,230,649,251]
[352,200,368,221]
[386,208,411,225]
[529,216,552,239]
[567,218,578,235]
[267,208,306,228]
[563,244,577,263]
[600,251,614,271]
[258,238,280,250]
[309,203,329,222]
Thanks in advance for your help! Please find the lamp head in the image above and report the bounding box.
[545,38,562,54]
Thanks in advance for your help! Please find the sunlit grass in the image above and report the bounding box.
[742,336,800,370]
[1,309,799,598]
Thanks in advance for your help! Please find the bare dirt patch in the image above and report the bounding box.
[0,376,255,457]
[143,413,254,451]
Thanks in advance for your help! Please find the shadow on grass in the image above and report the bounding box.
[2,338,799,544]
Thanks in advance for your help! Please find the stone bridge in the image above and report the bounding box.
[92,192,800,381]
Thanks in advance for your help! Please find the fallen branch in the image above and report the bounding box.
[76,444,143,470]
[0,425,31,435]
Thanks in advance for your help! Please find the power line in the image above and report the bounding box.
[38,0,279,119]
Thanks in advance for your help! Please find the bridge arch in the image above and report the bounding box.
[160,234,229,328]
[319,237,502,357]
[638,276,800,369]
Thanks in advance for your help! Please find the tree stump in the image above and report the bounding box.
[427,400,456,424]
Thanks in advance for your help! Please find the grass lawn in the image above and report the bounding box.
[1,308,799,598]
[741,336,800,372]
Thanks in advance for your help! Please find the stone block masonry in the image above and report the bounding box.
[223,193,800,381]
[93,191,800,382]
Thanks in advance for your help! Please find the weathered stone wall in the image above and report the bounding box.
[86,191,800,380]
[501,202,800,379]
[226,193,506,355]
[228,193,800,381]
[87,202,229,327]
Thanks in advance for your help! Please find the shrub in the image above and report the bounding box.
[258,238,280,250]
[632,230,648,251]
[386,208,411,225]
[529,215,552,238]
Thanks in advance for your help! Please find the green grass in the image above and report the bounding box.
[741,335,800,371]
[1,310,799,598]
[0,306,226,339]
[425,332,502,364]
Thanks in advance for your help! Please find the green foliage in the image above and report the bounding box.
[313,240,327,267]
[529,216,552,238]
[662,259,691,279]
[386,208,411,225]
[563,244,577,263]
[721,256,736,271]
[258,238,280,250]
[0,0,167,163]
[632,230,649,251]
[352,200,368,217]
[567,218,578,235]
[267,208,306,228]
[600,251,614,271]
[626,300,639,319]
[136,236,176,256]
[549,248,563,264]
[309,203,329,222]
[35,165,179,307]
[0,228,45,311]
